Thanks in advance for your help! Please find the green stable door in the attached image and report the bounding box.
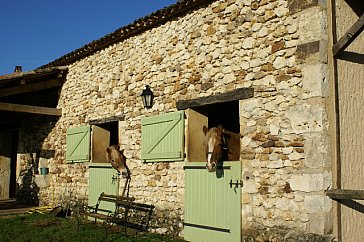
[184,161,242,242]
[88,163,119,212]
[66,125,120,213]
[184,108,242,242]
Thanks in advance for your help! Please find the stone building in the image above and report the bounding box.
[0,0,363,241]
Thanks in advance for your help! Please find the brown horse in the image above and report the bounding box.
[106,145,130,178]
[203,125,225,172]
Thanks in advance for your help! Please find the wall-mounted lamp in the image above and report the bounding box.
[141,85,154,109]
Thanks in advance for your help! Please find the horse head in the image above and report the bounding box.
[203,125,224,172]
[106,145,130,178]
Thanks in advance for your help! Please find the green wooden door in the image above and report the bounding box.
[141,111,184,162]
[184,162,241,242]
[88,163,119,213]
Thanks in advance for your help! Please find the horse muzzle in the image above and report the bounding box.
[206,162,216,172]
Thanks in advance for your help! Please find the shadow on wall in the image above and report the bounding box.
[16,116,59,206]
[337,51,364,64]
[339,199,364,214]
[16,165,39,206]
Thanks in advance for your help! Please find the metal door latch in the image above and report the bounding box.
[111,175,118,184]
[229,179,243,192]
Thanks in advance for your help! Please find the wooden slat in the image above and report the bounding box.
[0,102,62,116]
[326,189,364,200]
[333,12,364,56]
[0,79,64,98]
[177,88,254,110]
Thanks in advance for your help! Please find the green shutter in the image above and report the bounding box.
[66,125,91,163]
[141,111,184,162]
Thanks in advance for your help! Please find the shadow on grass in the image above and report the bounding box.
[0,213,185,242]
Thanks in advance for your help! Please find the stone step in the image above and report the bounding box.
[0,199,31,210]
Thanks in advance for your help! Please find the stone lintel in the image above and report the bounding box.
[296,41,320,60]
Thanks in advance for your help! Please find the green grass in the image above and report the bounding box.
[0,213,184,242]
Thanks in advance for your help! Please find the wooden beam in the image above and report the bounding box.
[333,12,364,56]
[0,102,62,116]
[326,189,364,200]
[0,79,63,98]
[176,88,254,110]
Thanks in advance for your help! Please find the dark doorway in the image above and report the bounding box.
[192,100,240,134]
[9,130,18,198]
[0,129,18,199]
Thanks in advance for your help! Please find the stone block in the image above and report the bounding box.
[285,104,325,134]
[307,213,331,235]
[304,132,329,168]
[243,180,259,193]
[267,160,284,169]
[302,63,328,99]
[273,56,287,69]
[270,124,279,135]
[276,197,291,211]
[271,40,285,54]
[290,173,325,192]
[304,195,332,213]
[297,7,326,44]
[242,37,255,49]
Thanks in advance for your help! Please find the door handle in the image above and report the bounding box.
[111,175,118,184]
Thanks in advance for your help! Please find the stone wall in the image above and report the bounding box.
[16,0,333,239]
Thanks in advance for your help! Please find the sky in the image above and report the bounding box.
[0,0,177,75]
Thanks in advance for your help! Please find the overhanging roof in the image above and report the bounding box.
[0,66,68,98]
[39,0,215,69]
[0,66,67,130]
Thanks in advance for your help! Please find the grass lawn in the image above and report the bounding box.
[0,213,184,242]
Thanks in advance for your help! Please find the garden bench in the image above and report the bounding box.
[77,192,155,235]
[82,192,135,223]
[108,199,155,234]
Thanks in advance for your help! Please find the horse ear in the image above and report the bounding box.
[120,149,125,155]
[217,125,223,135]
[203,126,208,135]
[106,147,111,154]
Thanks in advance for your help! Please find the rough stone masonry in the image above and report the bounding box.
[16,0,333,240]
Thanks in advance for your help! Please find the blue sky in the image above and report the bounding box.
[0,0,176,74]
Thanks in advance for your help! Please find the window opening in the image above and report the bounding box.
[96,121,119,146]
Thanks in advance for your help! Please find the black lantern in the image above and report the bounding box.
[141,85,154,109]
